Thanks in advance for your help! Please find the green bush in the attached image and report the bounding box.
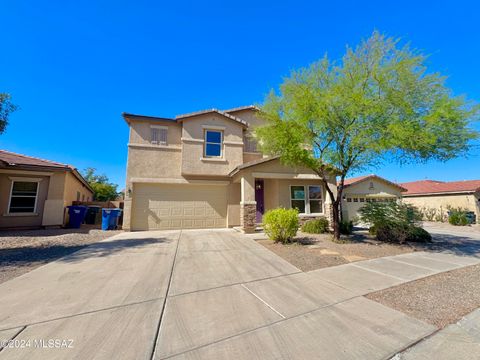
[359,201,422,229]
[339,220,353,235]
[359,201,430,243]
[448,207,469,226]
[263,208,299,243]
[407,226,432,242]
[302,218,329,234]
[376,224,431,243]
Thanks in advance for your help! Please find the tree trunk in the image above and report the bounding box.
[332,200,341,240]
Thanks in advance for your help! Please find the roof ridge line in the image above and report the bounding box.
[0,149,69,167]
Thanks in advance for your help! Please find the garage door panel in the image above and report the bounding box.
[131,184,228,230]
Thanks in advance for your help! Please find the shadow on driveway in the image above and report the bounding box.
[412,232,480,257]
[1,236,172,269]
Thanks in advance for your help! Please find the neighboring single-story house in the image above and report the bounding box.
[341,174,406,222]
[401,180,480,223]
[0,150,94,229]
[123,106,338,232]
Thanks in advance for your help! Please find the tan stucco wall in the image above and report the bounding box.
[0,173,50,228]
[126,147,183,182]
[403,192,480,222]
[181,113,244,176]
[227,182,241,227]
[64,172,93,205]
[243,152,263,163]
[229,109,265,128]
[341,178,403,221]
[129,120,182,145]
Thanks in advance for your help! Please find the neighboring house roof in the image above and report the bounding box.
[0,150,70,168]
[0,150,93,193]
[401,179,480,196]
[175,108,249,127]
[343,174,407,192]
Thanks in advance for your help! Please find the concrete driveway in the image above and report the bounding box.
[421,222,480,256]
[1,229,478,359]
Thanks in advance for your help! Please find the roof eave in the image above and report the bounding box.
[403,190,478,196]
[122,112,177,125]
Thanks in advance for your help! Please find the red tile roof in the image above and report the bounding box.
[401,180,480,195]
[0,150,93,193]
[0,150,70,169]
[343,174,407,191]
[343,175,373,186]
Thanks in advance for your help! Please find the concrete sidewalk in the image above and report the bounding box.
[0,229,478,359]
[395,308,480,359]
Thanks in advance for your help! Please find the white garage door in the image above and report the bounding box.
[131,183,227,230]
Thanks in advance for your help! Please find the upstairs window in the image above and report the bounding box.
[151,126,167,145]
[244,132,258,153]
[9,181,39,213]
[204,130,223,157]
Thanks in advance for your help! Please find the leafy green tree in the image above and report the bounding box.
[0,93,18,134]
[255,31,479,239]
[83,168,119,201]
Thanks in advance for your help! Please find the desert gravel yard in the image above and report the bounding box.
[366,264,480,329]
[257,222,480,272]
[257,231,415,271]
[0,226,122,284]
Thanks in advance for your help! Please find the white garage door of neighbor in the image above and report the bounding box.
[131,183,228,230]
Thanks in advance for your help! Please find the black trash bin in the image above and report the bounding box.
[466,212,476,224]
[67,206,88,228]
[85,206,101,225]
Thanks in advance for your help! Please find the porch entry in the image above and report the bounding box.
[255,179,264,223]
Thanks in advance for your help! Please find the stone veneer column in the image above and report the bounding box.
[324,203,335,229]
[240,201,257,233]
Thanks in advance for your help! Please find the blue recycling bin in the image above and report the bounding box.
[67,206,88,228]
[102,208,122,230]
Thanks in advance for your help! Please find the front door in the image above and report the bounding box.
[255,179,264,223]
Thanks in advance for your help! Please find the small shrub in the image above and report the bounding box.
[407,226,432,242]
[302,218,329,234]
[376,224,431,243]
[263,208,299,243]
[448,207,469,226]
[376,224,409,243]
[339,220,353,235]
[421,207,437,221]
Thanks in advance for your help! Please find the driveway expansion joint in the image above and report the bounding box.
[168,271,302,298]
[0,297,164,333]
[0,326,26,353]
[151,230,182,360]
[240,283,286,319]
[350,263,407,281]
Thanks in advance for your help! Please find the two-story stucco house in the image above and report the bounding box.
[123,106,337,233]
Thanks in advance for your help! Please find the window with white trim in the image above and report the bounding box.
[9,181,39,213]
[151,126,167,145]
[290,185,323,214]
[204,130,223,157]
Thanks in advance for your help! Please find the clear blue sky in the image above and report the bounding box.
[1,0,479,187]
